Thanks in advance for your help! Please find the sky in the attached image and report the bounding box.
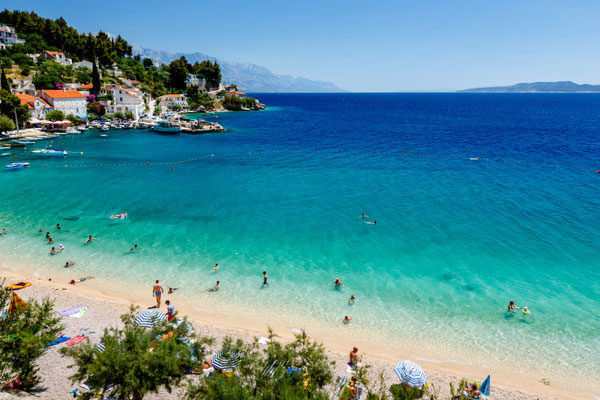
[10,0,600,92]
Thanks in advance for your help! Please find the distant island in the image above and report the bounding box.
[458,81,600,93]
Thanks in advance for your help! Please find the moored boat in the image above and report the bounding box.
[32,148,68,156]
[153,120,181,134]
[5,162,30,169]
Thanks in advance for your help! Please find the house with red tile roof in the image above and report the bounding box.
[38,89,87,117]
[158,94,187,109]
[106,87,146,119]
[41,50,72,66]
[15,93,52,119]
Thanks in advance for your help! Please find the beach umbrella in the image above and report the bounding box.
[96,342,105,352]
[210,351,243,372]
[133,309,167,328]
[394,360,428,388]
[8,292,27,314]
[479,375,491,396]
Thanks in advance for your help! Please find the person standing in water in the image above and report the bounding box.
[212,263,219,272]
[508,300,521,312]
[329,278,344,287]
[349,295,356,304]
[262,271,269,287]
[153,280,164,308]
[50,247,56,255]
[85,235,95,243]
[56,223,61,230]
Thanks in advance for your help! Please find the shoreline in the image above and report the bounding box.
[1,264,594,399]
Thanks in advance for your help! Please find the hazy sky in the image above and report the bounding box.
[13,0,600,91]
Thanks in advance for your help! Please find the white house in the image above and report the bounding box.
[122,78,139,88]
[158,94,187,109]
[38,89,87,117]
[15,93,53,120]
[0,24,24,49]
[41,50,72,66]
[106,87,145,119]
[185,74,206,91]
[73,60,94,70]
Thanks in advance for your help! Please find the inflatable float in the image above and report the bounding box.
[6,282,31,290]
[109,212,127,219]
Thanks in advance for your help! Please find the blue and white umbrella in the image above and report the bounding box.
[210,351,243,372]
[96,342,106,352]
[394,360,428,388]
[134,309,167,328]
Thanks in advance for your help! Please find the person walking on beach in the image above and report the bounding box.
[349,347,359,367]
[329,278,344,287]
[165,300,175,321]
[153,280,164,308]
[262,271,269,287]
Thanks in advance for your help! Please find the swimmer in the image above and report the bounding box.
[45,232,50,239]
[85,235,95,243]
[364,220,376,225]
[207,281,220,291]
[522,306,530,315]
[361,213,368,218]
[56,223,61,230]
[64,260,75,268]
[212,263,219,272]
[39,229,43,233]
[50,247,56,255]
[168,287,179,294]
[349,294,356,304]
[508,300,521,312]
[128,244,138,252]
[59,244,65,251]
[343,315,352,324]
[329,278,344,287]
[48,236,54,243]
[262,271,269,287]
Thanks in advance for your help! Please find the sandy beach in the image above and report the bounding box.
[0,266,591,400]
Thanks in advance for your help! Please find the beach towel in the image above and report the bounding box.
[46,336,71,348]
[58,305,85,317]
[70,307,88,318]
[66,334,87,347]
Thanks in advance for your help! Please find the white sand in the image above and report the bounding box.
[1,268,590,400]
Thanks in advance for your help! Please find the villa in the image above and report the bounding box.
[158,94,187,109]
[106,87,146,119]
[185,74,206,91]
[122,78,139,88]
[73,60,94,70]
[40,50,73,66]
[0,24,25,49]
[38,89,87,118]
[15,93,53,120]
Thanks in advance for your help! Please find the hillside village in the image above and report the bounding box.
[0,10,264,133]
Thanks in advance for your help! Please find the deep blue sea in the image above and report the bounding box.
[1,93,599,384]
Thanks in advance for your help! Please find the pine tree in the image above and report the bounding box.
[92,56,101,95]
[1,68,10,93]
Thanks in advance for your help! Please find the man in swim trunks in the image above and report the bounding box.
[262,271,268,287]
[153,280,164,308]
[165,300,175,321]
[329,278,344,287]
[85,235,95,243]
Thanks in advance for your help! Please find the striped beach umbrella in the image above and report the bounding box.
[134,309,167,328]
[210,351,243,372]
[8,292,27,314]
[394,360,428,388]
[96,342,105,352]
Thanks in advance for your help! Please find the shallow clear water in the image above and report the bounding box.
[1,94,599,382]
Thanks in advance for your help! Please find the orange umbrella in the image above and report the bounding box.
[8,292,27,314]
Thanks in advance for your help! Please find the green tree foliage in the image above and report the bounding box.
[65,114,80,124]
[193,60,221,88]
[186,331,334,400]
[0,89,30,125]
[92,57,101,95]
[0,114,15,132]
[0,278,64,391]
[46,109,65,121]
[61,307,212,400]
[0,67,10,92]
[222,94,257,111]
[142,58,153,68]
[124,110,134,119]
[166,56,191,91]
[32,60,72,89]
[187,90,215,111]
[75,66,92,84]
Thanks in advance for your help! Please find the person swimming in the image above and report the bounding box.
[45,232,50,239]
[364,220,376,225]
[48,236,54,243]
[343,315,352,324]
[59,244,65,251]
[508,300,521,312]
[349,294,356,304]
[56,223,61,230]
[128,244,138,252]
[64,260,75,268]
[329,278,344,287]
[212,263,219,272]
[361,213,368,218]
[522,306,530,314]
[207,281,220,291]
[50,247,56,255]
[85,235,95,243]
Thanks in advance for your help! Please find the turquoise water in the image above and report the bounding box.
[1,94,599,385]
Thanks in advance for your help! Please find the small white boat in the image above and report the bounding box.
[13,139,35,145]
[1,152,10,157]
[32,148,68,156]
[100,134,108,138]
[153,120,181,134]
[77,126,89,132]
[5,162,30,169]
[101,125,109,131]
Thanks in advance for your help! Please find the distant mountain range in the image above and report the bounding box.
[130,43,345,93]
[458,81,600,93]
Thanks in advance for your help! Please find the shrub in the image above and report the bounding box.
[45,110,65,121]
[0,115,15,132]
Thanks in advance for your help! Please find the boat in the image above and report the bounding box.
[2,142,24,148]
[5,162,30,169]
[153,120,181,134]
[1,153,10,157]
[13,140,35,145]
[38,135,57,140]
[100,134,109,138]
[32,148,68,156]
[101,125,109,131]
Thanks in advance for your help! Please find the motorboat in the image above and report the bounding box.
[1,152,10,157]
[101,125,109,131]
[13,139,35,145]
[100,134,109,138]
[153,120,181,134]
[77,125,89,132]
[32,148,68,156]
[5,162,30,169]
[38,135,57,140]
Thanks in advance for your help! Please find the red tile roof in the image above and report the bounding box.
[42,90,86,99]
[79,83,93,89]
